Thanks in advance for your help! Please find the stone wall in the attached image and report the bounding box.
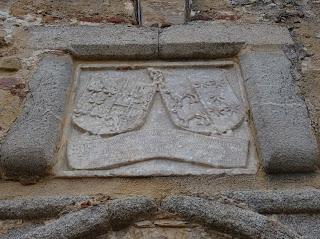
[1,0,319,146]
[0,0,320,238]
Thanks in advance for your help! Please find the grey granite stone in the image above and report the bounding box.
[9,196,156,239]
[140,0,187,26]
[240,50,319,173]
[159,21,293,59]
[27,23,292,61]
[0,54,73,178]
[222,189,320,214]
[28,25,158,59]
[276,214,320,239]
[161,196,301,238]
[0,195,92,220]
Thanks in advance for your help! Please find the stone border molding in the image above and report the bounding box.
[3,190,318,238]
[162,196,301,238]
[2,196,156,239]
[221,189,320,214]
[0,22,318,179]
[27,22,293,59]
[0,195,93,220]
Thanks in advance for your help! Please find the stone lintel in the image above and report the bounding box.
[159,21,294,59]
[0,54,73,179]
[28,22,293,60]
[28,25,159,60]
[240,50,319,173]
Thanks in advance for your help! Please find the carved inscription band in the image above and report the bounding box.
[67,129,249,170]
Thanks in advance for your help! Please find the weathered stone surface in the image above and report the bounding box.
[57,60,257,176]
[0,90,22,140]
[0,54,73,178]
[99,226,230,239]
[0,57,22,72]
[159,21,293,59]
[3,192,320,238]
[141,0,186,26]
[240,50,319,173]
[28,25,158,59]
[277,214,320,239]
[0,29,6,47]
[222,189,320,214]
[98,218,234,238]
[0,195,92,220]
[10,0,136,24]
[161,196,301,238]
[4,197,156,239]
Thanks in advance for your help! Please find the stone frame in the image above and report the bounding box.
[0,22,318,179]
[55,59,257,177]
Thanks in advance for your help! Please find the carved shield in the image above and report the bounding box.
[73,68,244,136]
[154,68,244,135]
[72,78,156,135]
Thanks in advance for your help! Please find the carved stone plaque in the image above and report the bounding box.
[57,61,257,176]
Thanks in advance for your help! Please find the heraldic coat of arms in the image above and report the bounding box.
[72,68,244,136]
[65,65,250,174]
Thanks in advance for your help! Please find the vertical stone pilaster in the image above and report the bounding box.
[240,50,319,173]
[0,54,73,178]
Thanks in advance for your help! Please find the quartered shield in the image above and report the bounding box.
[72,77,156,135]
[72,68,244,136]
[149,68,244,135]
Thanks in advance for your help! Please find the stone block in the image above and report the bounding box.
[240,50,319,173]
[28,25,158,59]
[56,60,257,177]
[159,21,293,59]
[161,196,300,238]
[140,0,187,26]
[0,195,92,220]
[0,57,22,72]
[277,214,320,239]
[223,189,320,214]
[0,54,73,178]
[0,29,6,47]
[11,0,136,24]
[4,196,156,239]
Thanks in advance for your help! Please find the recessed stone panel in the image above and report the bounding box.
[56,60,257,176]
